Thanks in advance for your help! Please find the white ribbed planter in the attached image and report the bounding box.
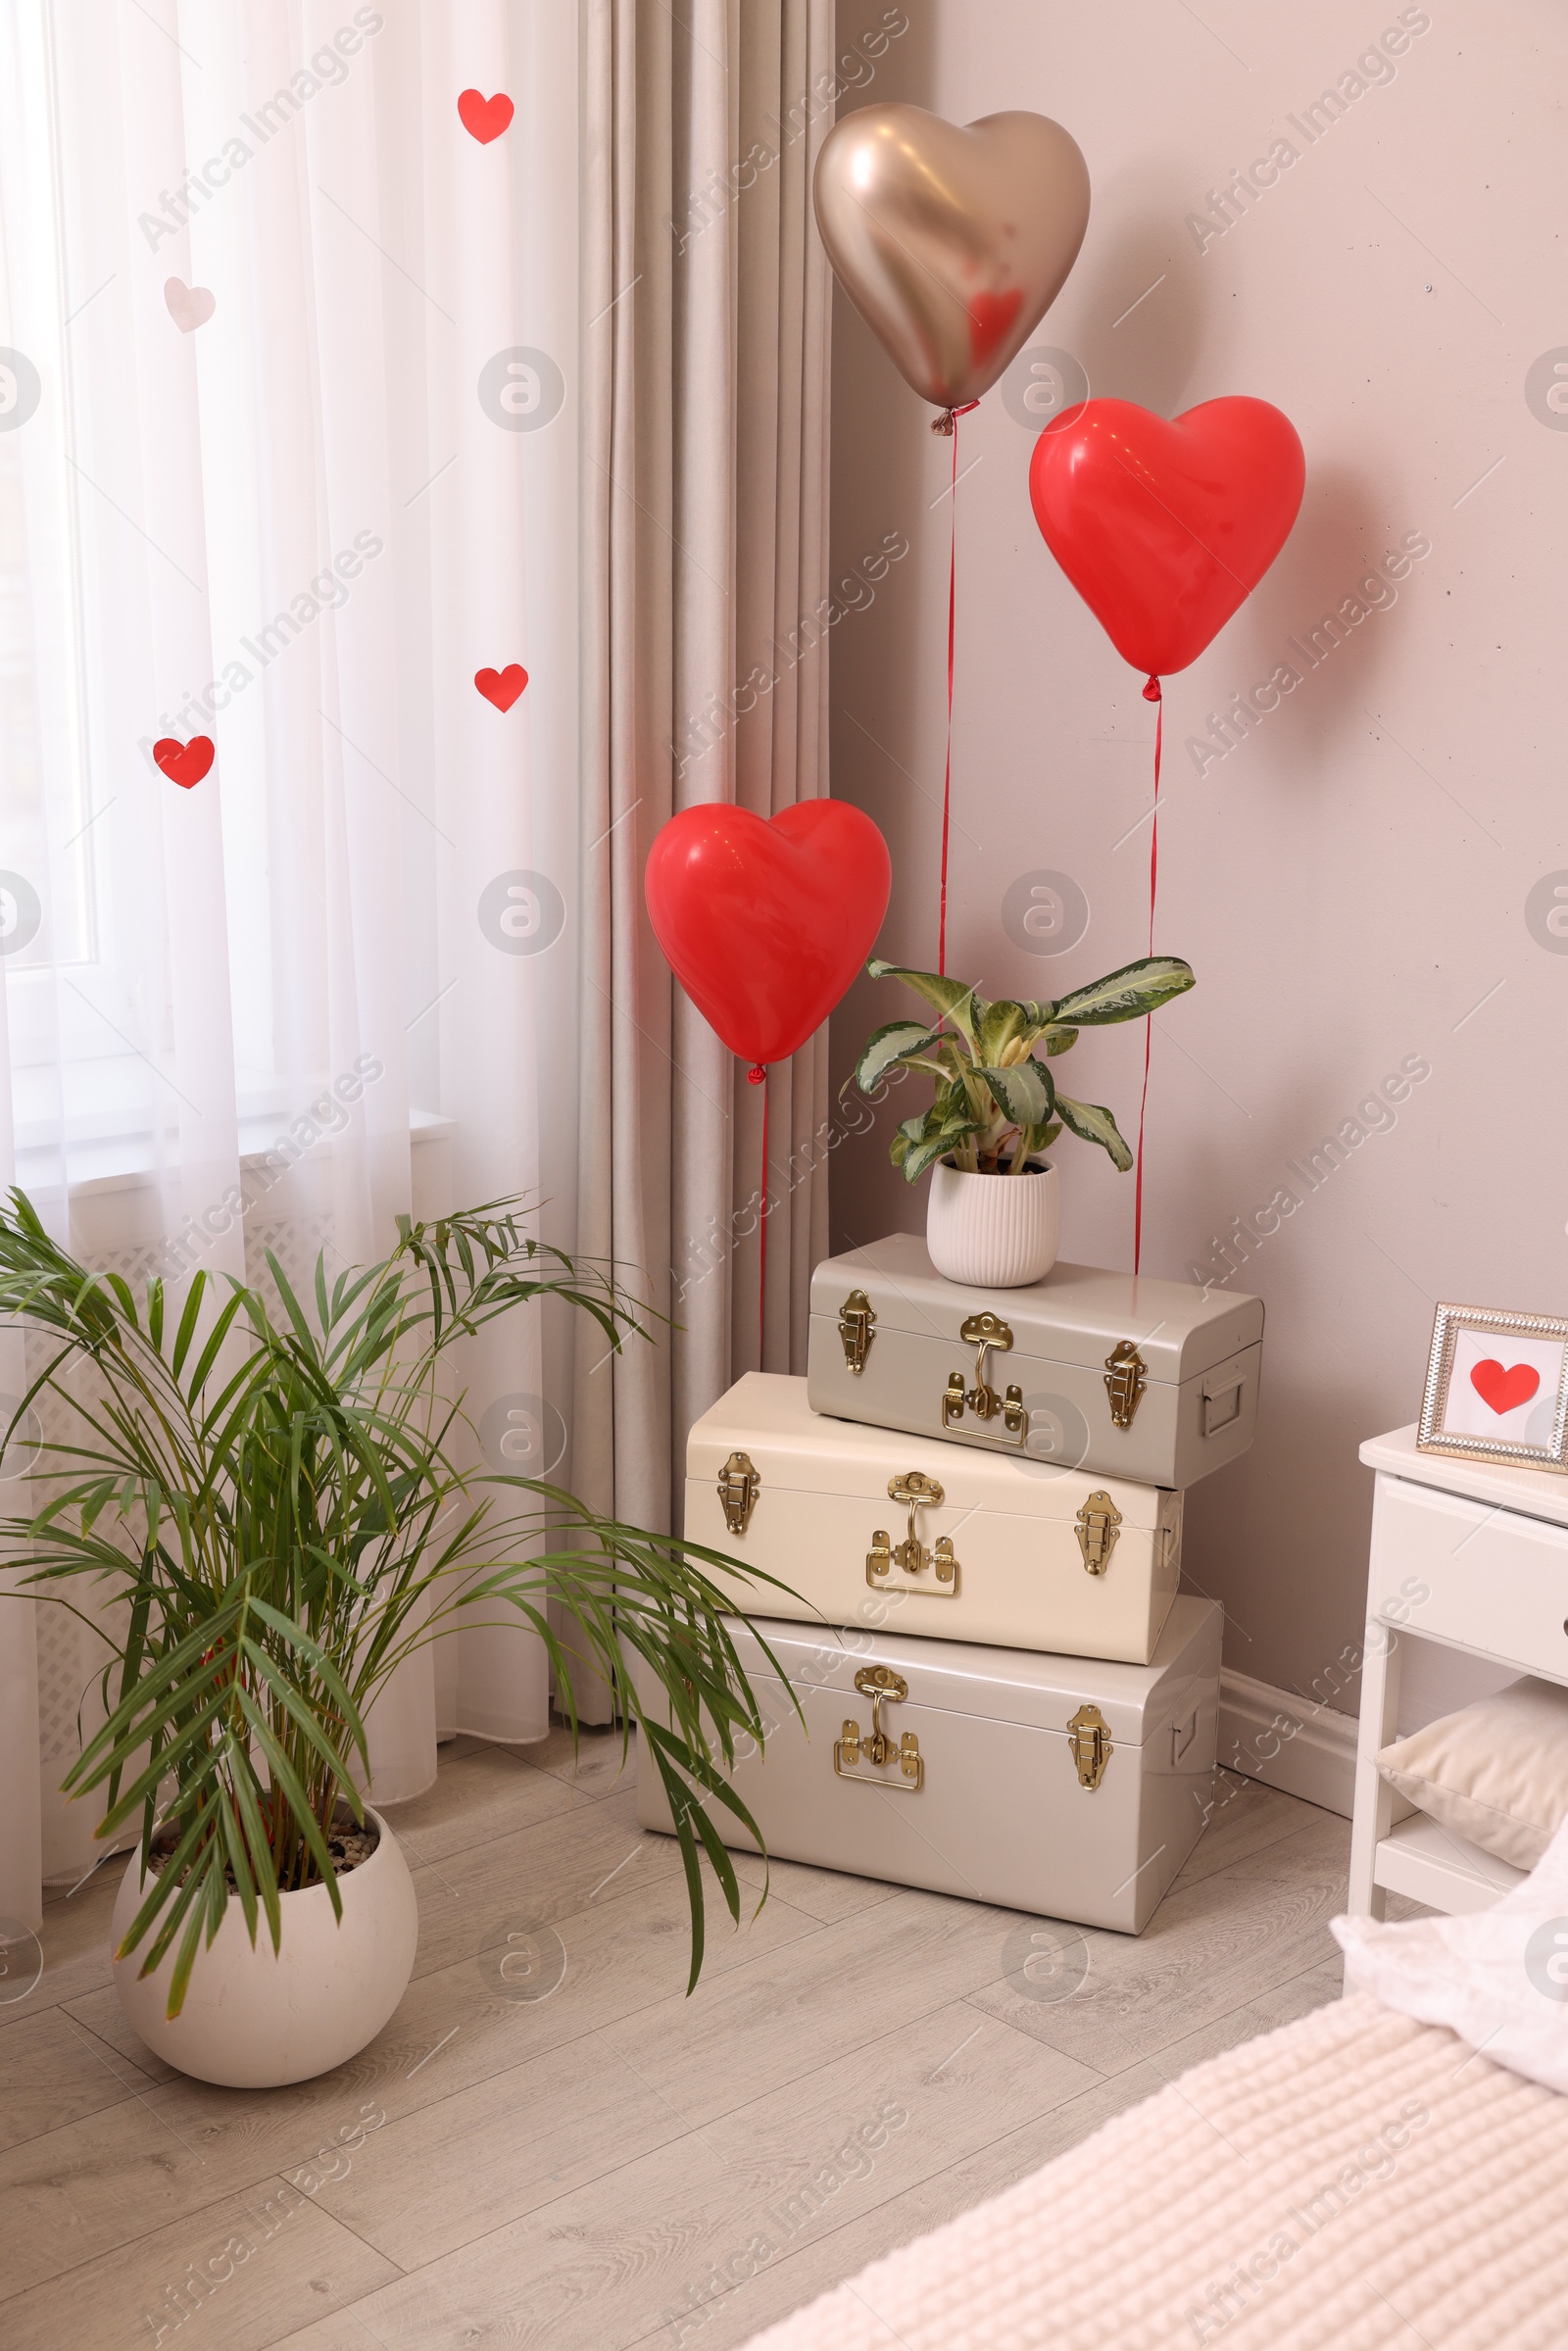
[926,1158,1060,1288]
[110,1807,417,2088]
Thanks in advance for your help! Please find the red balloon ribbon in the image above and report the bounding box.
[1133,676,1162,1278]
[937,399,980,975]
[749,1063,769,1358]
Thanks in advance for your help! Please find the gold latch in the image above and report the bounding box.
[716,1450,760,1536]
[867,1471,958,1594]
[834,1665,923,1789]
[942,1312,1025,1443]
[1074,1491,1122,1574]
[1104,1340,1148,1430]
[839,1289,876,1375]
[1067,1701,1112,1789]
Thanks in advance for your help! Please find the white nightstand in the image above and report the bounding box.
[1348,1423,1568,1918]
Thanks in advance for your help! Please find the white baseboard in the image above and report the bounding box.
[1218,1668,1357,1820]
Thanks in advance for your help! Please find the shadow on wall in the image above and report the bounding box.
[1223,464,1422,778]
[1070,169,1209,414]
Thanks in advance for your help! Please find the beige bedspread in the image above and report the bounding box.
[741,1991,1568,2348]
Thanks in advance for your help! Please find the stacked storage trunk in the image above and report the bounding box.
[637,1235,1261,1934]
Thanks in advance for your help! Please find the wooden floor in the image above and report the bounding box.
[0,1733,1391,2351]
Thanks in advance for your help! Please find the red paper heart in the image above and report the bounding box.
[153,736,215,788]
[1469,1358,1542,1416]
[1028,397,1305,676]
[474,664,528,711]
[458,89,514,143]
[644,802,891,1066]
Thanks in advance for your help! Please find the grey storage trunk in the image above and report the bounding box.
[807,1233,1262,1490]
[636,1596,1221,1934]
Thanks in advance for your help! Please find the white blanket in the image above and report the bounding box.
[740,1991,1568,2348]
[1334,1806,1568,2093]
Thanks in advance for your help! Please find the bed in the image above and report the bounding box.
[740,1825,1568,2349]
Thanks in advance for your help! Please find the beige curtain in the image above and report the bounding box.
[574,0,835,1607]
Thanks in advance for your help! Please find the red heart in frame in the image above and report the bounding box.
[458,89,514,144]
[153,736,215,789]
[644,801,891,1066]
[1469,1358,1542,1416]
[474,665,528,711]
[1029,396,1305,676]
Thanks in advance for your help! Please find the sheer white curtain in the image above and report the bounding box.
[0,0,581,1924]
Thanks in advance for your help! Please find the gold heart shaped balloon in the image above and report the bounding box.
[813,106,1091,415]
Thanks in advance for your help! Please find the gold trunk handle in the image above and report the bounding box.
[835,1664,923,1788]
[854,1663,906,1759]
[890,1469,942,1553]
[955,1311,1016,1425]
[868,1472,958,1591]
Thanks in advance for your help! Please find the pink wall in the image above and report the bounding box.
[827,0,1567,1713]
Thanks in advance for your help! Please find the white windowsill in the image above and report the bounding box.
[13,1110,457,1202]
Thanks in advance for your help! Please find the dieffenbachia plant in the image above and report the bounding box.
[850,955,1197,1181]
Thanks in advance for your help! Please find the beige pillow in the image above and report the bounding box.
[1377,1678,1568,1871]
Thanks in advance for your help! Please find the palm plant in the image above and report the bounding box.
[850,955,1197,1179]
[0,1191,791,2015]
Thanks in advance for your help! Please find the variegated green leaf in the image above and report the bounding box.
[852,1020,946,1096]
[1055,1094,1134,1171]
[901,1121,982,1183]
[1040,1024,1078,1056]
[866,959,981,1045]
[976,999,1027,1064]
[979,1057,1056,1130]
[1051,957,1195,1027]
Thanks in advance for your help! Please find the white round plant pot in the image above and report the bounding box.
[110,1806,417,2088]
[926,1157,1060,1288]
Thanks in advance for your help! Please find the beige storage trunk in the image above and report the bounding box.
[636,1597,1221,1934]
[806,1232,1263,1490]
[687,1372,1181,1666]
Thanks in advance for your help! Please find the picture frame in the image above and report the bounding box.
[1417,1301,1568,1474]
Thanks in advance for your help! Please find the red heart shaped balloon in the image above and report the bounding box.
[645,801,891,1066]
[1029,397,1305,676]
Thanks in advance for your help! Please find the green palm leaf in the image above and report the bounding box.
[0,1186,797,2017]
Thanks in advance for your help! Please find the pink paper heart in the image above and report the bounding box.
[165,278,216,333]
